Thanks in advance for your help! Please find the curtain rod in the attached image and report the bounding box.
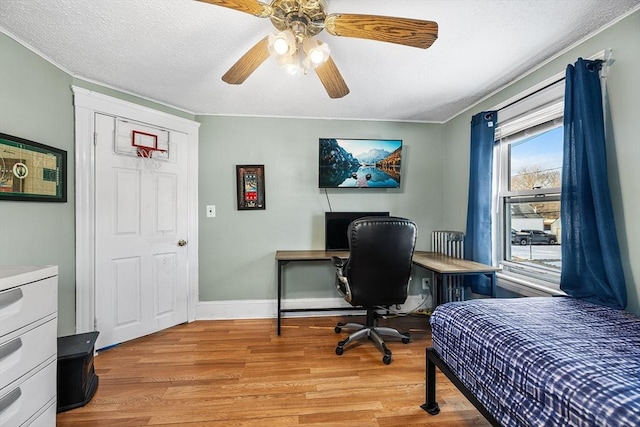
[497,77,565,112]
[493,49,611,113]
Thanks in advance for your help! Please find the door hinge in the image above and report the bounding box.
[93,131,98,145]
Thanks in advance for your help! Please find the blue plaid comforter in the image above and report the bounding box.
[430,297,640,426]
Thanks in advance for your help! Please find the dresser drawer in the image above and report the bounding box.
[0,277,57,338]
[24,399,56,427]
[0,318,57,391]
[0,359,56,427]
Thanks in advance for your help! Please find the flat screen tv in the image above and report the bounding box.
[318,138,402,188]
[324,211,390,251]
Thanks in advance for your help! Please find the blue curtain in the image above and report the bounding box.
[464,111,497,296]
[561,58,626,309]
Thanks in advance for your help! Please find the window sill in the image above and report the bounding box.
[496,271,566,297]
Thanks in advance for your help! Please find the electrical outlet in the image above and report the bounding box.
[421,277,431,291]
[206,205,216,218]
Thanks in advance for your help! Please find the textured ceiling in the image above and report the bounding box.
[1,0,638,122]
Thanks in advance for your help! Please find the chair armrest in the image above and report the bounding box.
[331,256,352,303]
[331,256,344,268]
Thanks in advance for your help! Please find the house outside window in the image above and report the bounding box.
[493,79,565,292]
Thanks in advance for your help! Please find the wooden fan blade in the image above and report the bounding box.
[196,0,271,17]
[222,36,270,84]
[314,56,350,99]
[325,14,438,49]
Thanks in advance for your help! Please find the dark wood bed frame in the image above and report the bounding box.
[421,347,501,426]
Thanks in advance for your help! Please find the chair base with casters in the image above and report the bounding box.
[334,308,410,365]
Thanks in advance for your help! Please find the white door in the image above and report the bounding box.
[94,113,189,350]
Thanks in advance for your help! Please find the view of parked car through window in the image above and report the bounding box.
[511,229,557,245]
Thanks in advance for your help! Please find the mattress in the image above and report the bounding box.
[430,296,640,426]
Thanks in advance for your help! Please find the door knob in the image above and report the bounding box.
[177,239,187,246]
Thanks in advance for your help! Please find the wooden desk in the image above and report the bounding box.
[411,252,501,307]
[275,250,500,335]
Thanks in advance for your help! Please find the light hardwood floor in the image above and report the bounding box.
[56,315,491,426]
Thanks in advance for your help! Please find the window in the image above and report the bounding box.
[494,80,565,289]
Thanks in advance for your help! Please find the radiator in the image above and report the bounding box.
[431,231,465,303]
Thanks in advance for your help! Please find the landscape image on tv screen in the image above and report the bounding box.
[318,138,402,188]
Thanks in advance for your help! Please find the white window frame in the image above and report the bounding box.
[495,122,563,290]
[492,80,565,293]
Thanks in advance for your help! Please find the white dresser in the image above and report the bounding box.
[0,266,58,427]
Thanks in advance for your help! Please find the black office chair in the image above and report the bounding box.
[331,216,417,364]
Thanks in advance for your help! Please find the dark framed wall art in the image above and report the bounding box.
[0,133,67,202]
[236,165,265,210]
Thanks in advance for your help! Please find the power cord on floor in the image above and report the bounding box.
[374,297,433,319]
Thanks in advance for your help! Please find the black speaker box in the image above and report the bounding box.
[57,331,99,413]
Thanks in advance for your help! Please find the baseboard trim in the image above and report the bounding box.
[195,295,429,320]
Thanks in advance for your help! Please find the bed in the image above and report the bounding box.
[422,296,640,426]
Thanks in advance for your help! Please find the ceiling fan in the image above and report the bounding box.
[197,0,438,98]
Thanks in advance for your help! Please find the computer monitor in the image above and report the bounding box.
[324,211,390,251]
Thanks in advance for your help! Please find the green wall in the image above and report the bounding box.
[197,116,443,301]
[442,10,640,314]
[0,33,76,334]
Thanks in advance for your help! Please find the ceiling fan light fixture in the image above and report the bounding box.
[273,38,289,55]
[268,30,296,56]
[276,52,304,76]
[303,37,330,67]
[283,63,303,76]
[309,49,324,64]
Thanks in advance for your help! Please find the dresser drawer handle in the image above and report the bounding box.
[0,387,21,412]
[0,338,22,360]
[0,288,23,309]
